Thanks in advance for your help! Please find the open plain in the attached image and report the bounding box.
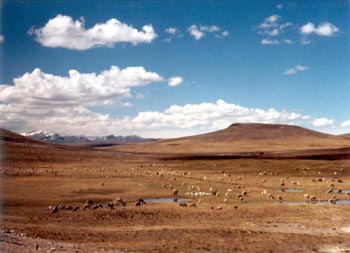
[1,124,350,253]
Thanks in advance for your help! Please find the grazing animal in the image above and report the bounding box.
[310,196,318,202]
[326,189,333,194]
[92,204,103,209]
[49,205,59,214]
[179,202,187,207]
[173,189,179,195]
[83,204,90,210]
[114,197,126,206]
[86,200,94,205]
[138,199,146,204]
[215,206,223,210]
[328,199,336,204]
[65,206,74,210]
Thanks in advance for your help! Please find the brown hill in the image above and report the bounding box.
[107,123,350,154]
[0,128,92,165]
[0,128,46,145]
[338,133,350,139]
[179,123,333,142]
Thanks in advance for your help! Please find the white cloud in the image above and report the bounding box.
[168,76,184,87]
[187,25,228,40]
[222,31,229,37]
[282,65,309,75]
[0,35,4,43]
[282,39,293,44]
[164,27,183,42]
[276,4,283,10]
[29,14,157,50]
[300,22,339,37]
[0,67,164,107]
[200,25,220,33]
[340,120,350,128]
[256,15,293,43]
[265,15,280,24]
[313,118,335,127]
[123,100,311,136]
[187,25,205,40]
[0,88,345,137]
[261,38,280,45]
[165,27,177,35]
[261,38,293,45]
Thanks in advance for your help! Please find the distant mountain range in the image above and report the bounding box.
[22,130,158,144]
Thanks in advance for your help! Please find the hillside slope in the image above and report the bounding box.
[108,123,350,154]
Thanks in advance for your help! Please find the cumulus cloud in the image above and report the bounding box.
[215,31,229,38]
[257,15,292,37]
[187,25,205,40]
[0,87,344,137]
[29,14,157,50]
[256,15,294,46]
[265,14,280,24]
[282,65,309,75]
[165,27,178,35]
[313,118,335,127]
[164,27,183,42]
[300,22,339,37]
[261,38,292,45]
[282,39,293,44]
[127,100,307,132]
[168,76,184,87]
[257,16,338,46]
[261,38,280,45]
[0,35,4,43]
[187,25,228,40]
[276,4,283,10]
[340,120,350,128]
[0,67,164,107]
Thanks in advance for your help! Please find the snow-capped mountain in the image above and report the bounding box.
[22,130,158,144]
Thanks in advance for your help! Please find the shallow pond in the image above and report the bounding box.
[275,200,350,205]
[278,188,304,193]
[331,189,350,194]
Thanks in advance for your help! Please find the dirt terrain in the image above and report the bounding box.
[1,125,350,253]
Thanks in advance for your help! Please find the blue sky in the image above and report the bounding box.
[0,0,350,137]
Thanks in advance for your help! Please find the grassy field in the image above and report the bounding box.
[2,129,350,252]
